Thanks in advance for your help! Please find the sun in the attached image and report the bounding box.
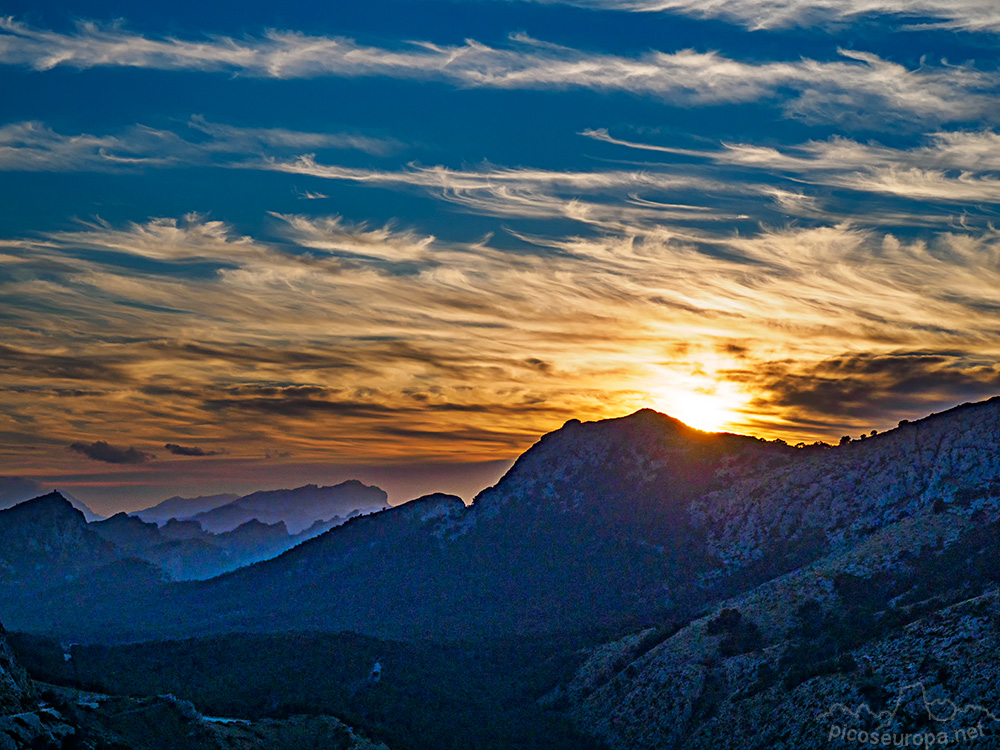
[664,391,734,432]
[648,378,746,433]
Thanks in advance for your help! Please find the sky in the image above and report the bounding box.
[2,0,1000,514]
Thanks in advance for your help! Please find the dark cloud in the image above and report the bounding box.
[0,344,128,383]
[203,390,578,421]
[731,351,1000,430]
[5,386,108,398]
[69,440,155,464]
[164,443,221,456]
[720,342,750,358]
[523,358,552,372]
[223,384,332,398]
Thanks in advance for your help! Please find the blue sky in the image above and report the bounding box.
[3,0,1000,512]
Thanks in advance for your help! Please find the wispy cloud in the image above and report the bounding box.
[505,0,1000,33]
[585,128,1000,208]
[3,211,1000,472]
[187,116,400,157]
[0,121,178,171]
[11,116,999,234]
[0,117,398,171]
[264,155,744,228]
[0,19,994,125]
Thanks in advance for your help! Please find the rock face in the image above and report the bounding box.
[0,622,78,750]
[0,624,33,715]
[44,692,393,750]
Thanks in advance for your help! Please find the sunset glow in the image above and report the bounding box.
[2,2,1000,512]
[649,373,748,433]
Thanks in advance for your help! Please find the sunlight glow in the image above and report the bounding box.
[647,366,748,433]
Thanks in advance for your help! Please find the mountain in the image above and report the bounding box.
[90,512,296,580]
[191,481,390,534]
[0,490,320,623]
[0,492,121,595]
[132,493,239,525]
[5,398,1000,748]
[551,495,1000,749]
[159,414,780,640]
[5,397,1000,652]
[0,476,103,522]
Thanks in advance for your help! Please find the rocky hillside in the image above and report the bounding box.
[3,397,1000,747]
[548,400,1000,748]
[1,618,392,750]
[0,624,34,715]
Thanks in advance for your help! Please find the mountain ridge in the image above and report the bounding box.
[2,396,999,648]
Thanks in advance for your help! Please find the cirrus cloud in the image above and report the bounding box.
[0,19,994,126]
[500,0,1000,33]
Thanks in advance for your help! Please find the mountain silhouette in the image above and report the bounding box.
[191,481,389,534]
[3,397,1000,650]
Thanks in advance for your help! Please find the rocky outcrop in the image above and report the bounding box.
[32,689,393,750]
[0,625,33,715]
[1,622,393,750]
[0,622,78,750]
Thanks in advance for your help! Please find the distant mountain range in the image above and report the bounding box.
[133,480,390,533]
[0,480,391,585]
[131,493,239,524]
[190,481,389,534]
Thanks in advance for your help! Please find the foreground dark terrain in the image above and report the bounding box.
[3,398,1000,748]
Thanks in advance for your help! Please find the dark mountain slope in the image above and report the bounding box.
[164,414,790,639]
[170,396,1000,642]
